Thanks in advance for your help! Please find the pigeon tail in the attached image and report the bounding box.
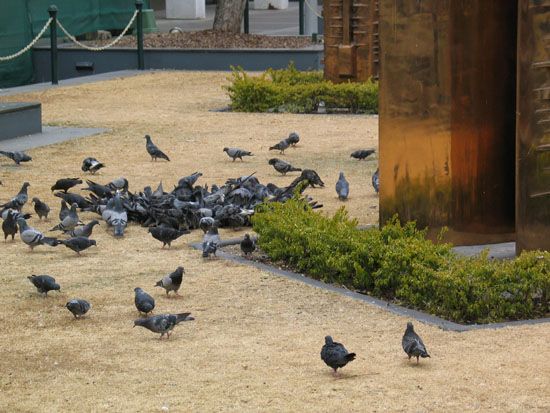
[42,237,61,247]
[345,353,356,362]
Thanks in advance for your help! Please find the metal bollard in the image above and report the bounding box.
[244,0,250,34]
[299,0,305,35]
[48,5,58,85]
[136,0,144,70]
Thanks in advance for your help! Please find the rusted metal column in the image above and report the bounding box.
[379,0,516,245]
[516,0,550,252]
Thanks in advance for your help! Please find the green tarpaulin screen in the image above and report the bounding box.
[0,0,149,88]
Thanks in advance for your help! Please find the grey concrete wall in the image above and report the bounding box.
[0,103,42,141]
[32,47,323,83]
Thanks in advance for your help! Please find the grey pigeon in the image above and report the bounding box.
[1,208,31,221]
[223,147,253,162]
[202,240,218,258]
[148,226,189,248]
[134,287,155,316]
[402,322,430,363]
[101,194,127,237]
[51,178,82,193]
[17,218,60,250]
[59,200,69,221]
[69,220,99,238]
[372,168,379,194]
[199,216,216,234]
[145,134,170,161]
[335,172,349,200]
[81,157,105,174]
[2,210,18,241]
[320,336,356,377]
[66,299,91,318]
[32,197,50,220]
[155,266,184,296]
[107,177,129,193]
[268,158,301,175]
[350,149,375,160]
[269,139,290,154]
[59,236,97,255]
[0,150,32,165]
[1,182,30,211]
[133,312,194,339]
[286,132,300,146]
[240,233,255,257]
[50,203,79,232]
[28,275,60,296]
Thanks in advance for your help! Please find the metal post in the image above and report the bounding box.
[244,0,249,34]
[136,0,144,70]
[48,5,58,85]
[299,0,305,35]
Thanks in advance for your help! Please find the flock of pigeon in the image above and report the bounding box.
[1,132,397,371]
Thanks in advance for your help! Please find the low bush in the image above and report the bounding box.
[252,198,550,324]
[224,64,379,114]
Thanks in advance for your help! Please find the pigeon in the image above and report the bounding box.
[372,168,379,194]
[134,287,155,316]
[54,192,91,209]
[133,312,194,339]
[320,336,356,377]
[81,180,112,198]
[32,197,50,220]
[59,236,97,255]
[223,147,253,162]
[202,240,218,258]
[0,150,32,165]
[69,220,99,238]
[1,182,30,211]
[81,157,105,174]
[350,149,376,160]
[402,322,430,363]
[59,200,69,221]
[199,216,216,234]
[66,299,91,318]
[145,134,170,161]
[107,177,129,193]
[51,178,82,193]
[286,132,300,146]
[335,172,349,200]
[17,218,60,250]
[101,194,128,237]
[290,169,325,188]
[155,266,184,296]
[50,203,79,232]
[28,275,60,296]
[269,139,290,154]
[240,233,255,257]
[148,226,189,248]
[268,158,301,175]
[2,210,18,241]
[177,172,202,189]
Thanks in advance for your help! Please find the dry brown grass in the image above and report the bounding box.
[0,72,548,412]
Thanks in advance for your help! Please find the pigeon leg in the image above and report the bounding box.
[416,356,419,364]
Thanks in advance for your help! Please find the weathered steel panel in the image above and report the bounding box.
[516,0,550,252]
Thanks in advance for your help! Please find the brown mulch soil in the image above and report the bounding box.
[86,30,317,49]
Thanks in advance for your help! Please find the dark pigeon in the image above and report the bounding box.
[402,322,430,363]
[240,233,255,257]
[155,266,184,296]
[32,197,50,220]
[66,299,91,318]
[82,180,112,198]
[145,134,170,161]
[286,132,300,146]
[81,157,105,174]
[54,192,91,209]
[372,168,379,194]
[320,336,356,377]
[133,312,194,339]
[2,210,18,241]
[148,226,189,248]
[134,287,155,316]
[0,150,32,165]
[269,139,290,154]
[69,220,99,238]
[28,275,60,296]
[59,236,97,255]
[223,147,253,162]
[59,200,69,221]
[51,178,82,193]
[335,172,349,200]
[268,158,301,175]
[350,149,375,160]
[289,169,325,189]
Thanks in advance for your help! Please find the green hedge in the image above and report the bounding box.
[252,199,550,324]
[224,64,379,114]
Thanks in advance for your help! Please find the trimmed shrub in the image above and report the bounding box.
[224,64,379,114]
[252,198,550,323]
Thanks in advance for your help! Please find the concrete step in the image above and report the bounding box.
[0,102,42,141]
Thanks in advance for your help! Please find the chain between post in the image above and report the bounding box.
[0,17,54,61]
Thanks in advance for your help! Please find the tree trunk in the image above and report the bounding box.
[213,0,247,33]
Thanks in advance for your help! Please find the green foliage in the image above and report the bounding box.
[224,64,379,114]
[252,199,550,324]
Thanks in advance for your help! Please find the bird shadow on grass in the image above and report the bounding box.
[401,359,434,369]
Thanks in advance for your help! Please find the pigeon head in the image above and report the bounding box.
[89,220,100,227]
[134,287,143,293]
[144,135,152,141]
[133,318,146,328]
[176,266,185,274]
[268,158,279,165]
[70,203,78,211]
[52,282,61,292]
[339,171,345,178]
[406,322,415,332]
[155,280,163,287]
[223,147,228,152]
[244,233,251,240]
[22,182,30,188]
[325,336,334,345]
[89,240,97,247]
[32,197,39,203]
[16,217,28,229]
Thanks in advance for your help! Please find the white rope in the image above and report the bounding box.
[0,17,53,61]
[56,9,138,51]
[304,0,323,19]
